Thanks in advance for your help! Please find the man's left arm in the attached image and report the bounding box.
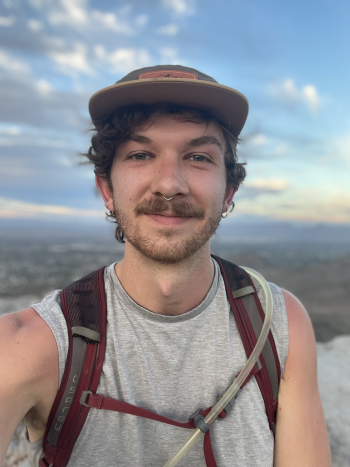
[273,289,331,467]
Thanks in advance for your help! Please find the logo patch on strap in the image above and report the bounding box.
[138,70,198,80]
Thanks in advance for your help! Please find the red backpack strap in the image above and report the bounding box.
[212,255,281,433]
[40,267,107,467]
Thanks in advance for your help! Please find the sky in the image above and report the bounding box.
[0,0,349,228]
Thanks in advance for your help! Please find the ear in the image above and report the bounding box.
[222,185,238,213]
[95,175,114,211]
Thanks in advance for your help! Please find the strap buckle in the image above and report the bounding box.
[189,408,210,433]
[216,388,241,421]
[79,390,93,407]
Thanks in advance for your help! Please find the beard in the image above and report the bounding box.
[114,197,223,264]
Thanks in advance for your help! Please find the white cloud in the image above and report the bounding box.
[44,0,133,34]
[162,0,195,15]
[236,187,350,223]
[0,15,16,26]
[28,0,45,9]
[269,78,321,114]
[322,135,350,165]
[49,0,88,26]
[49,42,92,76]
[135,15,148,27]
[302,85,320,113]
[241,133,289,160]
[0,197,102,218]
[250,133,267,147]
[61,0,87,22]
[244,179,289,192]
[272,143,288,158]
[281,79,299,101]
[108,48,151,74]
[27,18,43,31]
[0,50,29,73]
[0,126,21,135]
[156,23,179,36]
[94,44,106,59]
[269,78,299,102]
[36,79,52,95]
[95,45,153,75]
[91,10,133,34]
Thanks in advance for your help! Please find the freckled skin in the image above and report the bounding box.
[99,116,233,265]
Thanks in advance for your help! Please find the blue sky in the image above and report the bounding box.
[0,0,349,226]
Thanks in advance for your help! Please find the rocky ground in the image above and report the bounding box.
[317,336,350,467]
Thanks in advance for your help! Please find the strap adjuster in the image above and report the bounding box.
[79,390,93,407]
[216,388,241,421]
[189,408,210,433]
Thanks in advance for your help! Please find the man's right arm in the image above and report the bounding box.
[0,308,59,464]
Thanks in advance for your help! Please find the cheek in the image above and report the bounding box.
[206,170,227,200]
[111,167,148,203]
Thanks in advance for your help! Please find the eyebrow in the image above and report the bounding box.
[129,134,151,143]
[129,134,223,151]
[188,136,223,151]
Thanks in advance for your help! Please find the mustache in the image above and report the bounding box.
[134,197,205,219]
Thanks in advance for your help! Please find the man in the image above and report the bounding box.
[0,65,330,466]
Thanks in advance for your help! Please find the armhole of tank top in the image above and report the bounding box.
[31,291,69,386]
[267,282,289,378]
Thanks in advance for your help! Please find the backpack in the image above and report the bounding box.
[39,255,281,467]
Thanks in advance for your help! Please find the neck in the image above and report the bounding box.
[115,242,214,316]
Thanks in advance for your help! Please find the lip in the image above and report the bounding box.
[145,213,192,226]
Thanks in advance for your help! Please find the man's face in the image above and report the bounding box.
[97,114,235,264]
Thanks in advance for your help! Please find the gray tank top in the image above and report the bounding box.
[30,259,288,467]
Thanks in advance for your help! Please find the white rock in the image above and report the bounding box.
[317,335,350,467]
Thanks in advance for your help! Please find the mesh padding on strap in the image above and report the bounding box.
[65,271,101,344]
[214,257,252,291]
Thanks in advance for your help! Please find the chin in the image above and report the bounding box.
[129,239,205,264]
[125,220,220,264]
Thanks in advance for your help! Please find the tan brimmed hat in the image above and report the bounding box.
[89,65,249,137]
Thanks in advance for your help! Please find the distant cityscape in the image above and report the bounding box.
[1,219,350,343]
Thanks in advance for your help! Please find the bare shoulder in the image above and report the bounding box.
[273,289,331,467]
[281,288,317,381]
[0,307,59,381]
[281,287,313,331]
[0,308,59,459]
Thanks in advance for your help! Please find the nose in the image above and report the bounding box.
[150,155,190,200]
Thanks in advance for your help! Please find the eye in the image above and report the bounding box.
[188,154,210,162]
[130,152,151,161]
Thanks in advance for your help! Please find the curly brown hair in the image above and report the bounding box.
[82,103,246,242]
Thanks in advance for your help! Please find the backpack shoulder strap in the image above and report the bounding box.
[40,267,107,467]
[212,255,281,433]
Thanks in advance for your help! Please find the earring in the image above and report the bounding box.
[105,206,116,218]
[228,201,235,213]
[221,202,235,218]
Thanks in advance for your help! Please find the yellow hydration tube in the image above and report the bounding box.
[164,267,274,467]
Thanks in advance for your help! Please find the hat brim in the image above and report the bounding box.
[89,78,249,137]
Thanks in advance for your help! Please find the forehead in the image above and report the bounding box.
[134,113,225,143]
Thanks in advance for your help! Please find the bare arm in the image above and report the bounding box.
[0,308,59,464]
[274,290,331,467]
